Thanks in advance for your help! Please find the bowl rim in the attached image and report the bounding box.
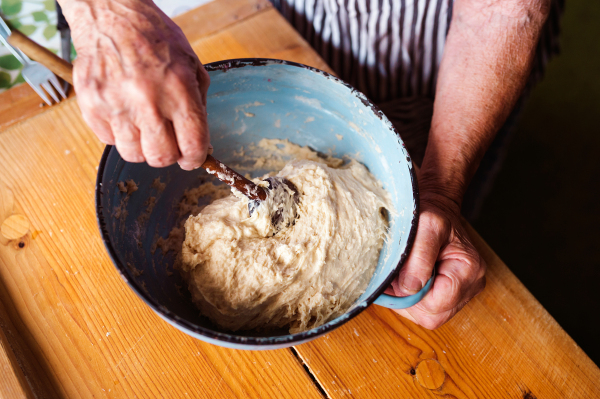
[95,58,420,347]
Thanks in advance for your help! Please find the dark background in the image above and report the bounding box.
[474,0,600,365]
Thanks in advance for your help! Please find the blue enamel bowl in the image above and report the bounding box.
[96,59,431,350]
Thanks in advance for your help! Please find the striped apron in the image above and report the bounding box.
[272,0,564,218]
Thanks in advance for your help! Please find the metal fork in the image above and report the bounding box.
[0,17,66,105]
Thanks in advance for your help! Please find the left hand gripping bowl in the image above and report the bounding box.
[96,59,432,350]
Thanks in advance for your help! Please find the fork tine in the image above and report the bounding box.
[41,81,60,103]
[48,74,67,99]
[28,81,52,106]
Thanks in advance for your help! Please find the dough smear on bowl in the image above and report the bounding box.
[180,154,394,334]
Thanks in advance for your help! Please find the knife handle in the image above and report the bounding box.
[56,1,69,31]
[6,29,73,84]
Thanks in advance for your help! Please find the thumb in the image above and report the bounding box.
[392,212,450,296]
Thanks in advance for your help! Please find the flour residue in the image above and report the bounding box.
[152,177,166,192]
[178,181,231,217]
[234,101,265,121]
[294,95,322,109]
[113,180,139,232]
[230,138,344,173]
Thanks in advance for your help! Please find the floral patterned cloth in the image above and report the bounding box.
[0,0,211,92]
[0,0,59,90]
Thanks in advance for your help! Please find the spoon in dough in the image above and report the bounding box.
[201,154,299,232]
[6,30,300,232]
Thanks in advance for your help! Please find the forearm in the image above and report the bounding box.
[57,0,159,32]
[421,0,550,206]
[56,0,173,65]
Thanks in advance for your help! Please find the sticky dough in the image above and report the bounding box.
[180,158,394,333]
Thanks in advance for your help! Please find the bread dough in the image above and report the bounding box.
[180,157,394,333]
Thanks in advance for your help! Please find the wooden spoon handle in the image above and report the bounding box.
[202,155,267,201]
[7,29,73,84]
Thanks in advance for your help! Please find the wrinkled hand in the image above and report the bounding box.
[64,0,210,169]
[386,190,487,329]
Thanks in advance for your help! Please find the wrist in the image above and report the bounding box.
[57,0,107,44]
[418,148,472,209]
[58,0,154,9]
[418,180,463,217]
[418,116,494,209]
[57,0,159,39]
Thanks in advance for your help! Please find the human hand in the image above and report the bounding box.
[60,0,210,170]
[386,190,487,329]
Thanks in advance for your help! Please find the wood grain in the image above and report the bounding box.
[176,0,273,44]
[292,225,600,398]
[0,98,322,399]
[187,7,333,73]
[1,214,30,240]
[0,0,598,398]
[0,83,51,131]
[0,305,36,399]
[0,1,328,397]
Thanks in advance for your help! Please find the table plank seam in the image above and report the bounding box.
[290,346,330,398]
[290,346,328,398]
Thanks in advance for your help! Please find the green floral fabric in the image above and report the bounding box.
[0,0,63,91]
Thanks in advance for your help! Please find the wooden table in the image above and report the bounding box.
[0,0,598,397]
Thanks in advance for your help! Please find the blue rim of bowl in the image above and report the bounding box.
[95,58,420,347]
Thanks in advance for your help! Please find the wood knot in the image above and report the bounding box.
[415,359,446,390]
[523,392,537,399]
[1,214,30,240]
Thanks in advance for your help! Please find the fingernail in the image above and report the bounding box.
[401,275,423,293]
[177,161,195,171]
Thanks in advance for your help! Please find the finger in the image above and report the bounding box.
[73,57,116,145]
[441,233,487,283]
[395,304,456,330]
[419,259,472,314]
[172,107,210,170]
[392,212,450,296]
[393,272,459,329]
[85,113,115,145]
[394,261,486,329]
[394,308,419,325]
[413,275,485,329]
[109,113,144,163]
[197,64,210,104]
[139,116,180,168]
[76,98,115,145]
[166,64,210,170]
